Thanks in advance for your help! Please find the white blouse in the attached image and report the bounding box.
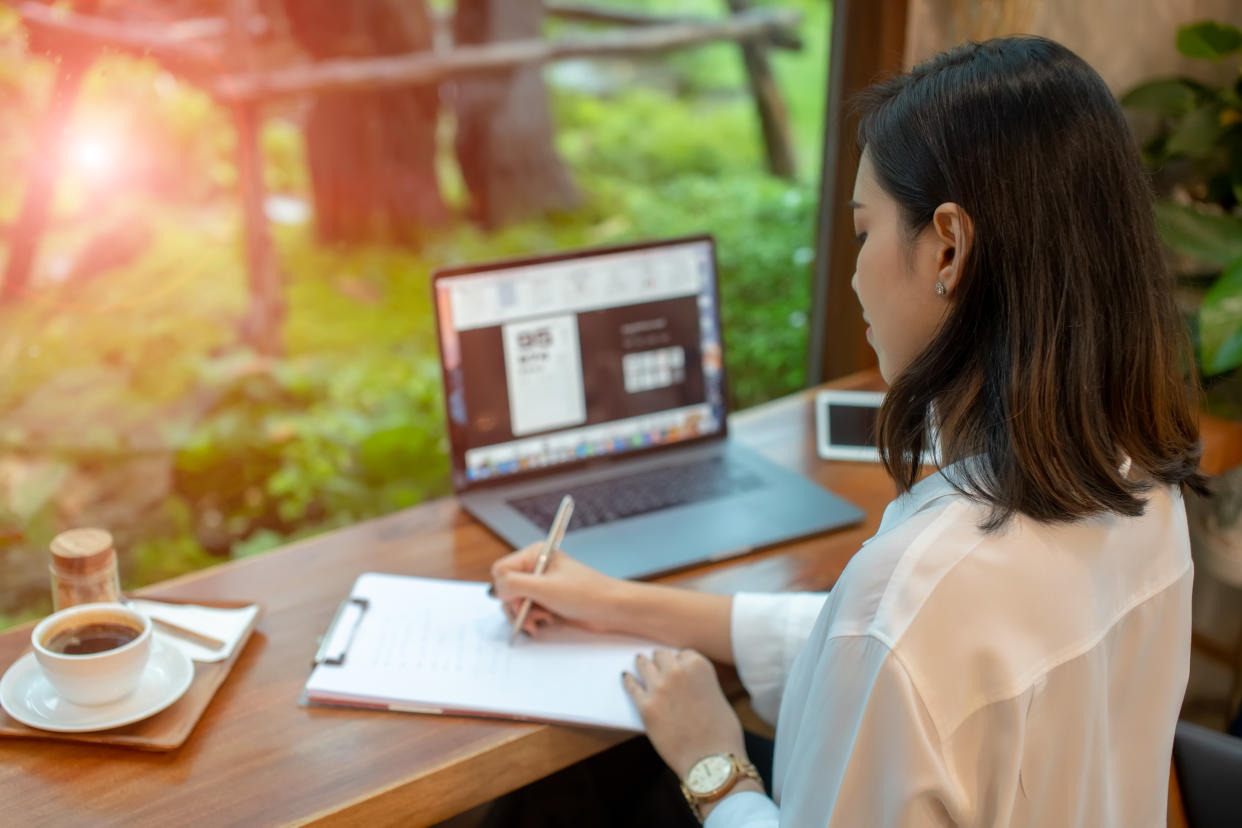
[708,463,1193,827]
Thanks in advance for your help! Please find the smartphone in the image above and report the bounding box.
[815,390,884,462]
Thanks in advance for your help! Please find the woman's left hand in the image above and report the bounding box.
[622,648,748,778]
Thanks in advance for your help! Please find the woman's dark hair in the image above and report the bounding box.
[856,35,1207,529]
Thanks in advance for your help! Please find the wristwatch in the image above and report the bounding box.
[679,752,761,822]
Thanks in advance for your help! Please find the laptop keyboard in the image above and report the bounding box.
[507,456,764,533]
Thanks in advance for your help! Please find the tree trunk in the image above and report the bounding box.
[282,0,446,245]
[452,0,579,229]
[725,0,797,180]
[0,49,92,304]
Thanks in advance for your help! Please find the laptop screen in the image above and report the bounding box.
[433,236,728,491]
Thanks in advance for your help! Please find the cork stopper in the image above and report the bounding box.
[49,528,115,574]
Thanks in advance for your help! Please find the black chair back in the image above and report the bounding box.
[1172,720,1242,828]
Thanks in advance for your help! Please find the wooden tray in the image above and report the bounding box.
[0,599,260,751]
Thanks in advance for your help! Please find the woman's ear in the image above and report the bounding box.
[930,203,973,296]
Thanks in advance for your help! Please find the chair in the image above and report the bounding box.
[1170,720,1242,828]
[1185,463,1242,727]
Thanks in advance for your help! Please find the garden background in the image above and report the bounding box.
[0,0,831,627]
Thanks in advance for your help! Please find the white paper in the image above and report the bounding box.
[502,315,586,437]
[304,573,656,731]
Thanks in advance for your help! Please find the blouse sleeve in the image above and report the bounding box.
[797,634,955,825]
[730,592,828,725]
[708,634,957,828]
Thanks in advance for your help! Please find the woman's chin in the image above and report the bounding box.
[873,352,891,384]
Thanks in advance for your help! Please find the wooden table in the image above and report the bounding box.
[0,372,891,826]
[9,370,1234,827]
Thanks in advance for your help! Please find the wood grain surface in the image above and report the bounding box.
[0,373,887,827]
[3,371,1235,826]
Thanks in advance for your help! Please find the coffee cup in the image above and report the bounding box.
[32,602,153,706]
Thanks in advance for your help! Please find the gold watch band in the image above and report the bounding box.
[679,754,762,823]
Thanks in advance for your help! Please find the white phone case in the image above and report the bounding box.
[815,390,885,462]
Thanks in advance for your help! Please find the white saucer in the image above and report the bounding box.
[0,639,194,733]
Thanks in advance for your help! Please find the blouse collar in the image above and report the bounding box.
[872,457,979,537]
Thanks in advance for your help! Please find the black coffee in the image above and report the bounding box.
[44,622,141,655]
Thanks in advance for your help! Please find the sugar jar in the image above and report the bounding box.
[49,528,122,611]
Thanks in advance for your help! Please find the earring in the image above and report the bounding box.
[935,281,947,297]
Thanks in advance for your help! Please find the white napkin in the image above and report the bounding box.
[127,600,259,663]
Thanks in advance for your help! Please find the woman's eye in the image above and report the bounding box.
[853,232,867,246]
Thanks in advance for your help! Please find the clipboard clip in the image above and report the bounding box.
[312,596,369,667]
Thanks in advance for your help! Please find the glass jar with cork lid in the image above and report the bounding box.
[49,528,122,611]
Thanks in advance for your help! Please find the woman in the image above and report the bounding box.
[492,35,1205,826]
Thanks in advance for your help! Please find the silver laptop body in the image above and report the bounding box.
[432,235,863,579]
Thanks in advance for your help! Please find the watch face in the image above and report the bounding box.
[686,754,734,795]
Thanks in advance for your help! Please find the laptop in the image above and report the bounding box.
[431,235,864,579]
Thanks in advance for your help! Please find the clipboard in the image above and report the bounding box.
[312,596,368,667]
[302,573,659,731]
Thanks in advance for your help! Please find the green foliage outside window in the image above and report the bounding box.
[1121,20,1242,414]
[0,1,828,628]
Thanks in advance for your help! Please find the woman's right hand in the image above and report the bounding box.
[491,545,628,637]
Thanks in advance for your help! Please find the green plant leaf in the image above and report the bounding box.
[1199,258,1242,374]
[1177,21,1242,60]
[1120,78,1202,117]
[1154,202,1242,268]
[1165,103,1226,157]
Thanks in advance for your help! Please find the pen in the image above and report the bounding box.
[509,494,574,645]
